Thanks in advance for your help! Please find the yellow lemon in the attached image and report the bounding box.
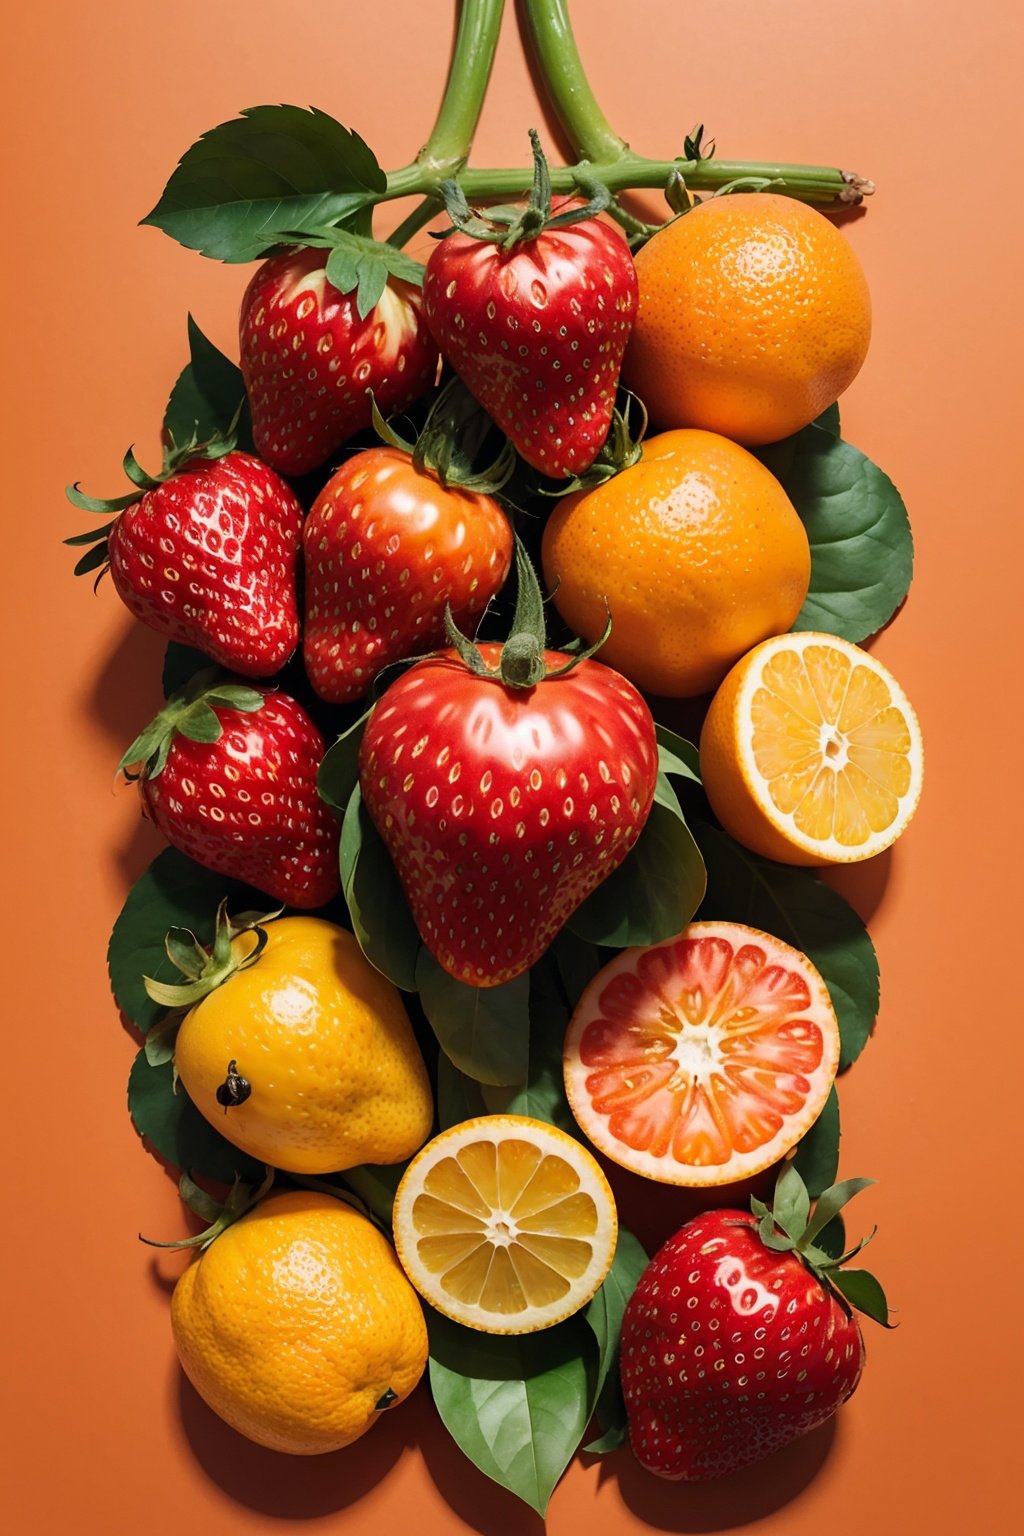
[171,1190,427,1454]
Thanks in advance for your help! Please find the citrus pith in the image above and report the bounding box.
[699,632,924,864]
[392,1115,618,1334]
[563,923,840,1187]
[171,1191,428,1454]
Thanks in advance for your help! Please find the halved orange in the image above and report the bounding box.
[563,923,839,1186]
[391,1115,617,1334]
[700,631,924,864]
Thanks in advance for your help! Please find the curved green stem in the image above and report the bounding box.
[413,0,507,179]
[386,195,443,249]
[521,0,627,162]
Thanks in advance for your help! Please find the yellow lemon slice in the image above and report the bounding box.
[392,1115,618,1334]
[700,632,924,864]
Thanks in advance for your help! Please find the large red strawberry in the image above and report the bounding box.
[304,381,515,703]
[120,673,340,909]
[358,543,658,986]
[239,248,439,477]
[422,132,638,480]
[67,445,303,678]
[621,1166,891,1480]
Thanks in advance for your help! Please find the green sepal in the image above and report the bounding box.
[828,1268,893,1328]
[139,1166,274,1251]
[435,130,610,249]
[118,669,265,782]
[370,376,517,496]
[143,1010,183,1067]
[283,224,425,320]
[142,899,282,1010]
[543,394,647,496]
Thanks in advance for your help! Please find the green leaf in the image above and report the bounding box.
[164,316,251,449]
[142,105,386,262]
[427,1308,596,1515]
[415,949,530,1086]
[128,1051,262,1183]
[318,228,425,319]
[802,1176,877,1246]
[655,724,702,784]
[162,642,210,699]
[583,1229,648,1407]
[108,848,261,1035]
[317,711,370,819]
[816,1214,847,1260]
[695,822,879,1069]
[829,1268,892,1327]
[340,788,421,991]
[568,775,706,947]
[791,1084,841,1197]
[814,402,841,437]
[761,425,914,642]
[436,1053,489,1129]
[479,951,578,1133]
[771,1163,811,1239]
[585,1419,627,1455]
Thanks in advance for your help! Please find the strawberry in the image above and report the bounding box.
[358,542,658,985]
[620,1166,892,1480]
[239,247,439,477]
[120,672,340,909]
[422,132,638,480]
[303,381,515,704]
[67,444,303,679]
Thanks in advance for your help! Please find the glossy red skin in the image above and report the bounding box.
[621,1210,864,1481]
[303,446,514,704]
[422,213,638,479]
[240,249,439,477]
[141,691,340,909]
[359,645,658,986]
[107,451,302,677]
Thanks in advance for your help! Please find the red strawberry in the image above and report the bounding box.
[120,674,340,909]
[303,381,515,704]
[239,248,439,477]
[358,544,658,985]
[621,1167,891,1480]
[67,448,303,679]
[422,133,638,479]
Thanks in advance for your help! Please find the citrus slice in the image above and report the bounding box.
[391,1115,618,1334]
[563,923,840,1187]
[699,631,924,865]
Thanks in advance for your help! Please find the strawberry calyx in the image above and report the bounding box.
[444,534,610,689]
[118,668,265,782]
[139,1166,274,1251]
[64,419,240,580]
[546,393,647,496]
[370,374,517,495]
[142,898,284,1012]
[744,1163,894,1328]
[435,129,611,250]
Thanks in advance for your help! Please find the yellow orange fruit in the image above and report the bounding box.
[699,632,924,864]
[392,1115,618,1334]
[541,428,810,697]
[174,917,433,1174]
[563,922,840,1186]
[171,1190,428,1454]
[623,193,871,444]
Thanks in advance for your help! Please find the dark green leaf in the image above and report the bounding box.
[550,927,601,1007]
[791,1084,841,1197]
[816,1213,847,1260]
[802,1177,877,1246]
[569,775,706,947]
[583,1229,648,1406]
[585,1415,627,1454]
[128,1051,262,1183]
[761,425,913,642]
[428,1308,596,1515]
[814,402,841,437]
[336,1162,404,1230]
[436,1053,488,1129]
[340,788,421,991]
[162,643,210,698]
[415,949,530,1086]
[480,952,576,1131]
[142,105,386,261]
[108,848,261,1035]
[829,1268,892,1327]
[163,316,251,449]
[695,822,879,1068]
[317,710,370,819]
[655,724,702,784]
[144,1012,181,1067]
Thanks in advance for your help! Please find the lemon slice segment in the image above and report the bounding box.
[392,1115,618,1334]
[700,632,924,864]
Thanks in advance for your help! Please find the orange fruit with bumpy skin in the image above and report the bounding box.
[541,429,810,697]
[699,632,924,864]
[171,1191,428,1454]
[623,194,871,445]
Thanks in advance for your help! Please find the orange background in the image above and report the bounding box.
[3,1,1021,1531]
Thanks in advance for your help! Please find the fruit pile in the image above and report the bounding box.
[71,0,922,1515]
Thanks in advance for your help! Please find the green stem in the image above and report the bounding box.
[387,195,443,249]
[413,0,507,179]
[521,0,627,163]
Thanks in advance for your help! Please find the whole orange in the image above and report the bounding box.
[622,194,871,445]
[541,429,810,698]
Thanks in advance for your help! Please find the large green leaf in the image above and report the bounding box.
[479,950,578,1132]
[583,1229,648,1408]
[318,710,370,819]
[142,105,385,261]
[428,1309,596,1515]
[415,950,530,1086]
[436,1053,489,1129]
[163,316,252,449]
[340,788,421,991]
[128,1051,262,1183]
[108,848,261,1034]
[761,424,914,642]
[568,774,706,947]
[695,822,879,1069]
[791,1084,841,1197]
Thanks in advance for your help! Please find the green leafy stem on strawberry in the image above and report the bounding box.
[370,374,517,496]
[118,669,266,781]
